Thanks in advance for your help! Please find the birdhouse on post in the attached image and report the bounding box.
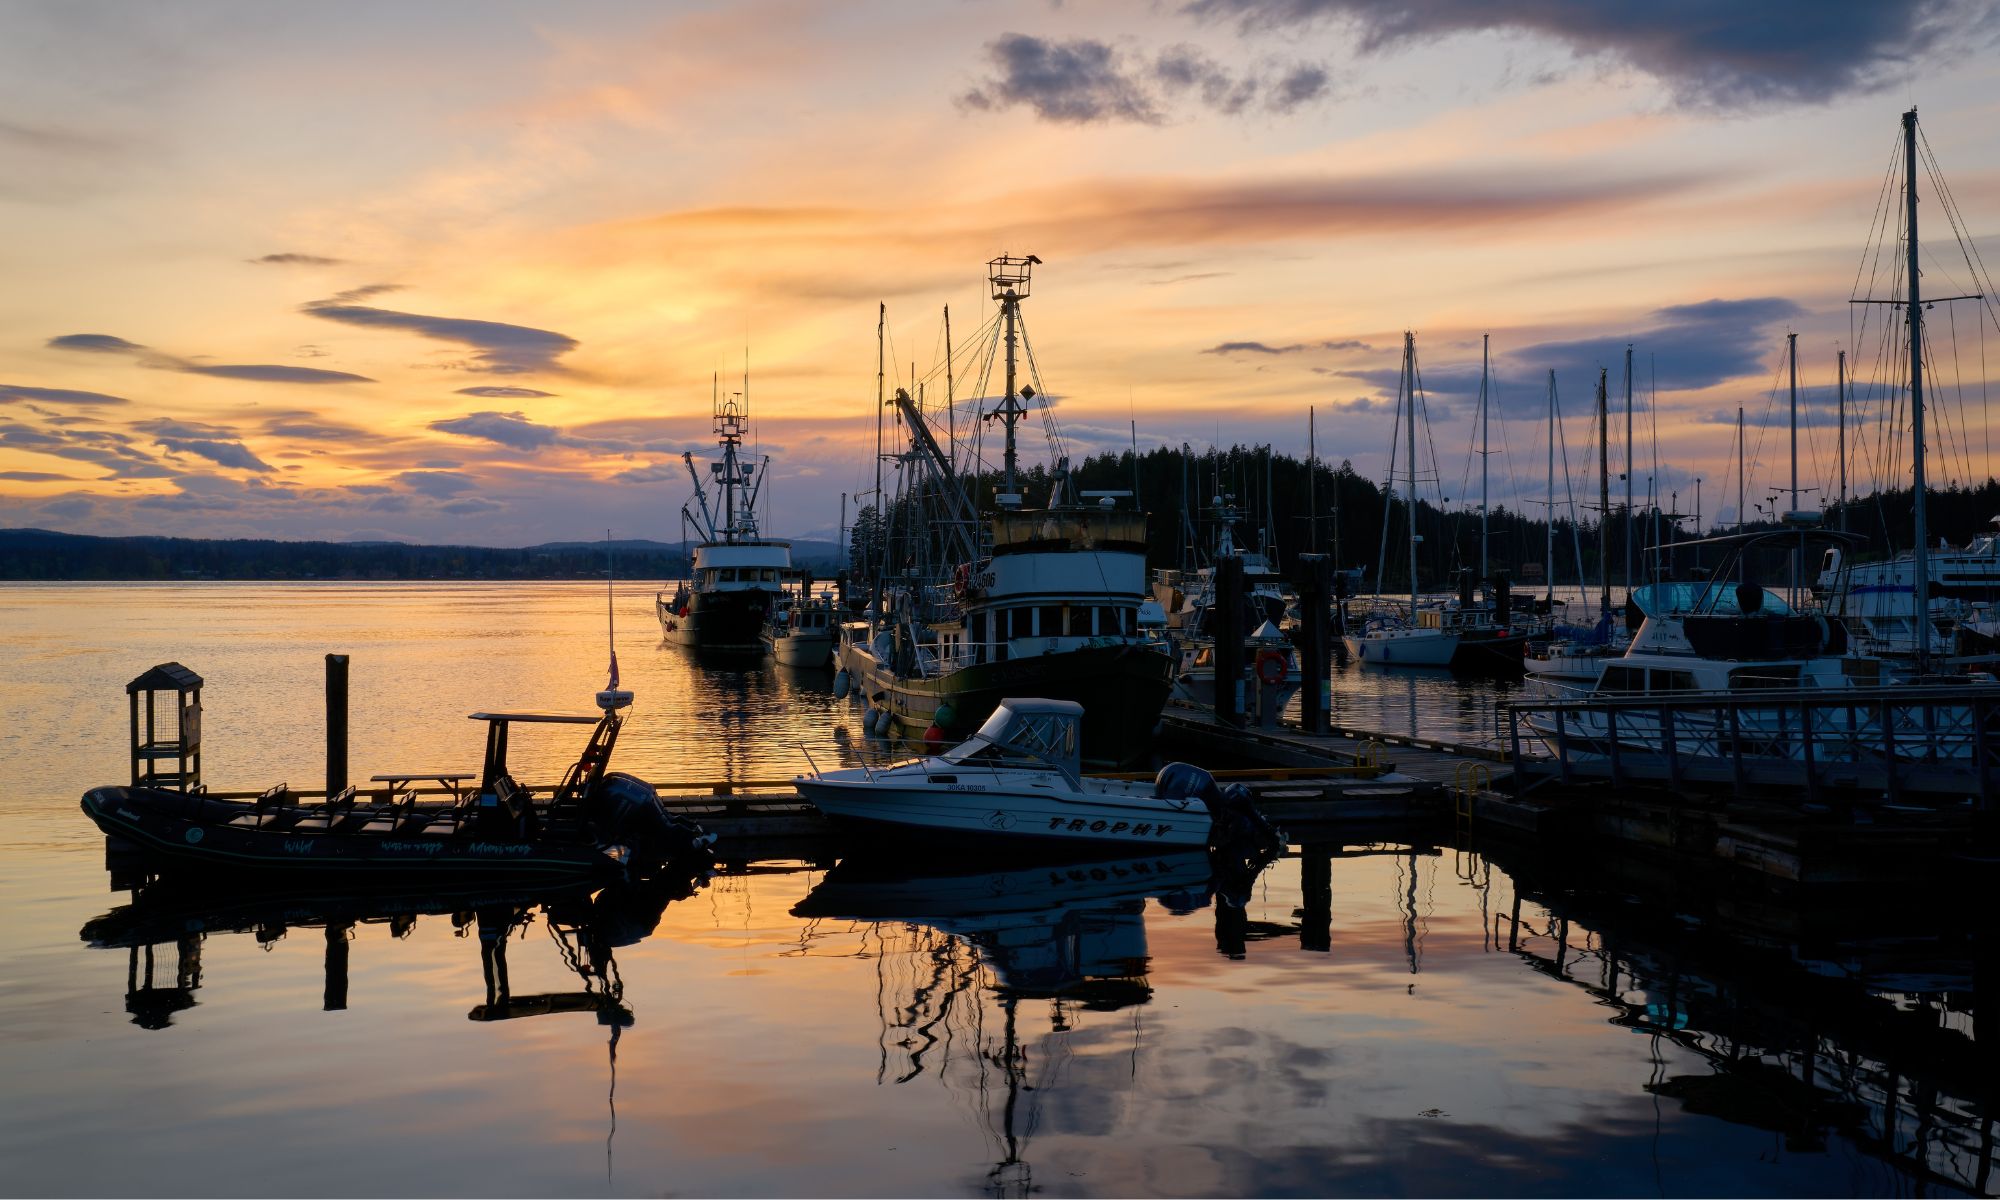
[126,663,203,793]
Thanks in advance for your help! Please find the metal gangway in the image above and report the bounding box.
[1506,684,2000,805]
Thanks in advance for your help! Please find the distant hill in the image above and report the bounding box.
[0,528,691,581]
[0,528,849,580]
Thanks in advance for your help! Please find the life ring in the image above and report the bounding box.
[953,563,971,598]
[1255,650,1287,685]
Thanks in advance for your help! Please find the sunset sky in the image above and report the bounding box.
[2,0,1998,546]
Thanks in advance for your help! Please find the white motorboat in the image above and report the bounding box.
[765,587,838,667]
[796,699,1212,848]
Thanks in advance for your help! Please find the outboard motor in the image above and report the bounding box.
[1154,763,1282,859]
[593,772,717,867]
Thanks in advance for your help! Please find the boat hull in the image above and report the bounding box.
[658,587,775,652]
[82,786,621,880]
[1345,627,1458,667]
[797,776,1211,849]
[840,642,1174,767]
[766,630,834,667]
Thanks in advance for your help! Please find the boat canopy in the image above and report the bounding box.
[950,698,1083,779]
[1632,581,1797,618]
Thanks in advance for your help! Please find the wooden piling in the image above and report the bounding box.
[325,653,349,798]
[1213,555,1244,726]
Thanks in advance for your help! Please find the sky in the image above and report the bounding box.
[2,0,1999,545]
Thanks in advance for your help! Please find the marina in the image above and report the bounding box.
[5,0,2000,1186]
[8,580,2000,1197]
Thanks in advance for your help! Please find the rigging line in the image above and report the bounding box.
[1921,130,2000,334]
[1374,358,1406,598]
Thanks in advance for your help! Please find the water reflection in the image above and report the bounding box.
[793,851,1221,1196]
[1481,839,2000,1195]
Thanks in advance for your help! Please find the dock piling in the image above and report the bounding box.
[1297,554,1332,735]
[325,653,349,798]
[1214,555,1244,726]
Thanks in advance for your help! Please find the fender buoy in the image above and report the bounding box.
[923,724,945,745]
[1256,650,1287,686]
[934,701,957,728]
[833,669,851,699]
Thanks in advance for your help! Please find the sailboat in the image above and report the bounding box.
[657,382,792,652]
[1346,332,1526,670]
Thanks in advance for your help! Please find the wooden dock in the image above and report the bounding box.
[1157,705,1511,788]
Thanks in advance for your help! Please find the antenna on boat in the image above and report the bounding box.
[598,529,632,712]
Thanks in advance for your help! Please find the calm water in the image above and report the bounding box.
[1,583,1990,1197]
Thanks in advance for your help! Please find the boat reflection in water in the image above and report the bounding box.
[1470,838,2000,1196]
[792,850,1218,1197]
[80,869,708,1176]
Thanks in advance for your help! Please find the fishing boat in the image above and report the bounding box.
[80,663,712,879]
[764,582,839,667]
[1162,494,1302,722]
[1347,332,1525,672]
[657,382,791,652]
[798,698,1270,850]
[838,256,1175,763]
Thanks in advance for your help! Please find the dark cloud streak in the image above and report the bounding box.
[1182,0,1996,106]
[960,34,1332,124]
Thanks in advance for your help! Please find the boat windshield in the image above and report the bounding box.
[1633,581,1796,618]
[940,736,1049,768]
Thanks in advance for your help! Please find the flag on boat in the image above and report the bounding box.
[607,650,620,691]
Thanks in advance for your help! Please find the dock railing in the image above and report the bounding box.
[1505,683,2000,807]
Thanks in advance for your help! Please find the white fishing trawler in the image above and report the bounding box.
[657,385,791,652]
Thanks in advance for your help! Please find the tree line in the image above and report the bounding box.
[846,445,2000,591]
[0,529,691,581]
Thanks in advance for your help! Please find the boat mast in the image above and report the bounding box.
[1737,406,1746,532]
[1309,406,1318,555]
[984,254,1038,500]
[1479,333,1490,583]
[1837,348,1848,532]
[1624,344,1634,600]
[1544,370,1556,606]
[1405,331,1419,620]
[1597,367,1611,618]
[1906,107,1931,672]
[1788,331,1800,513]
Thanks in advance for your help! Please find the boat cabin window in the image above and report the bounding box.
[1010,608,1033,640]
[1038,605,1064,637]
[1600,665,1644,692]
[1651,669,1697,693]
[760,569,778,582]
[1729,666,1801,690]
[717,568,738,582]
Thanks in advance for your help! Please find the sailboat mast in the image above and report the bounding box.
[1545,370,1556,606]
[1479,333,1490,581]
[1788,331,1800,513]
[1405,331,1419,620]
[1309,406,1318,555]
[1737,406,1746,532]
[1837,348,1848,532]
[1597,368,1611,617]
[1906,107,1931,671]
[1624,345,1634,598]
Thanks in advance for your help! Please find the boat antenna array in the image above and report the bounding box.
[681,378,770,544]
